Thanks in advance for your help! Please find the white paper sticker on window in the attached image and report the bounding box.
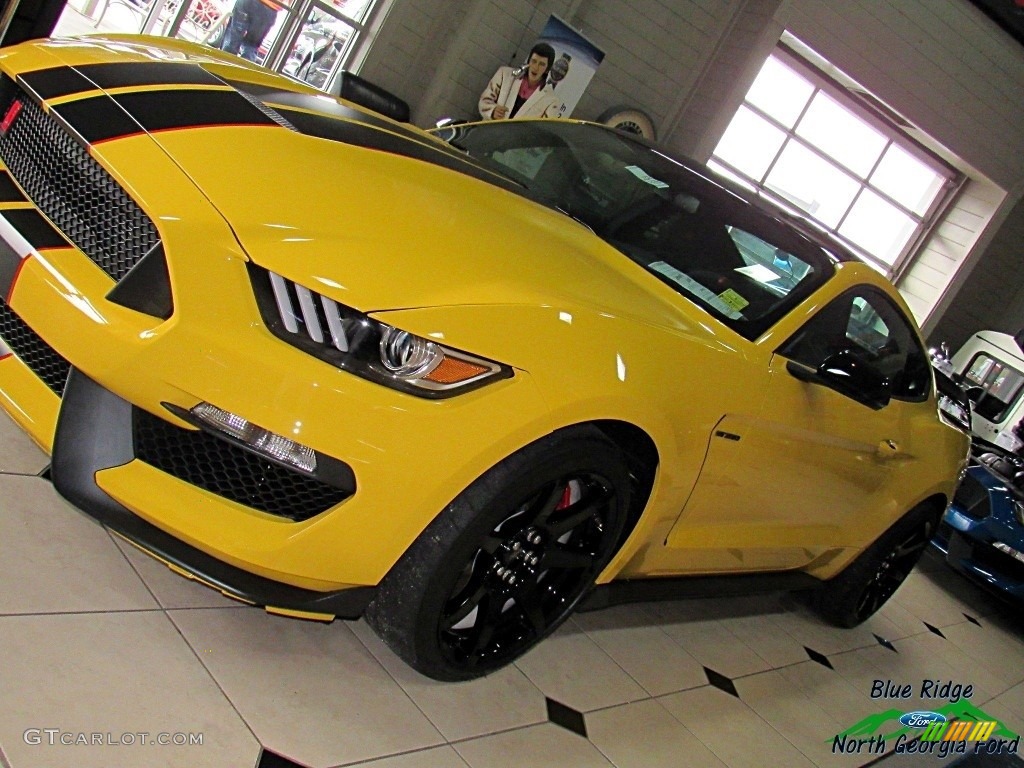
[625,165,669,189]
[648,261,742,319]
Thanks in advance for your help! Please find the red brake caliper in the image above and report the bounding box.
[556,484,573,510]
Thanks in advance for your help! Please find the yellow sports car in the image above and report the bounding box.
[0,35,968,680]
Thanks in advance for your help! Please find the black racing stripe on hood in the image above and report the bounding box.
[78,61,225,91]
[222,80,427,142]
[21,62,225,101]
[275,107,523,193]
[3,208,69,249]
[51,94,142,145]
[19,67,96,101]
[111,89,277,134]
[0,172,26,203]
[52,88,278,144]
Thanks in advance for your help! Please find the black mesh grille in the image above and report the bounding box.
[0,78,159,281]
[0,297,70,396]
[954,472,992,521]
[132,408,349,522]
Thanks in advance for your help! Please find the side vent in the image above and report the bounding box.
[106,243,173,319]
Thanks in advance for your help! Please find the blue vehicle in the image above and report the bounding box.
[933,455,1024,603]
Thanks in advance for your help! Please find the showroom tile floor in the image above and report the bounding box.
[0,413,1022,768]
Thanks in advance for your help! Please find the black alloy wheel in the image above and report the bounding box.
[853,516,933,622]
[365,426,631,681]
[816,505,938,628]
[438,472,618,671]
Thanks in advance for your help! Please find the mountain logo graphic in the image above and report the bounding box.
[831,701,1019,744]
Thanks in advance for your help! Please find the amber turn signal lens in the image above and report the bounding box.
[423,356,489,384]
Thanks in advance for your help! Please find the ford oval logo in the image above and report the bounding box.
[899,711,947,728]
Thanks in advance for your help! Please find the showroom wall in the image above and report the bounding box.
[359,0,758,134]
[777,0,1024,337]
[355,0,1024,337]
[930,194,1024,351]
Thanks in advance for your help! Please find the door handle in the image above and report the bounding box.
[877,439,899,459]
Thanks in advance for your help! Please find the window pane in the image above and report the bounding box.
[282,9,355,90]
[870,144,946,215]
[963,354,1024,423]
[327,0,372,22]
[712,106,786,182]
[846,296,890,354]
[746,56,815,128]
[838,189,916,264]
[169,0,231,42]
[963,356,993,387]
[706,160,756,192]
[728,228,811,295]
[795,92,888,177]
[764,142,859,227]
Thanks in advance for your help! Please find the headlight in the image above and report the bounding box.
[250,265,510,397]
[379,327,443,377]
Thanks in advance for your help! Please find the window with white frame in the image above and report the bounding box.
[709,49,959,276]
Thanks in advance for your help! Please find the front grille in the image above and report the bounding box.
[953,472,991,521]
[0,78,159,281]
[970,541,1024,584]
[0,297,71,396]
[132,408,349,522]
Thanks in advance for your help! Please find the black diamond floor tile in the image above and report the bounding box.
[805,645,834,669]
[964,613,982,626]
[256,749,308,768]
[873,634,897,652]
[704,666,739,698]
[546,697,587,738]
[925,622,946,638]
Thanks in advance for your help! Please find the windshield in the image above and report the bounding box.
[435,121,838,338]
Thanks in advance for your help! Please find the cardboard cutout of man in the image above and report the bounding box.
[479,42,562,120]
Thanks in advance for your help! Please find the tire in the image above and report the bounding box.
[206,14,228,48]
[596,106,657,141]
[815,504,939,627]
[365,426,632,681]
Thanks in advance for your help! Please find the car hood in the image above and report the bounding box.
[28,37,693,331]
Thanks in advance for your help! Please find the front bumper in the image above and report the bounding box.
[52,369,374,618]
[0,197,549,599]
[0,52,553,608]
[933,504,1024,604]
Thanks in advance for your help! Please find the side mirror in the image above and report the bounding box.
[787,348,891,410]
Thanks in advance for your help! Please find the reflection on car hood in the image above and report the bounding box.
[31,37,696,330]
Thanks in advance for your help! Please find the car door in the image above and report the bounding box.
[665,286,932,573]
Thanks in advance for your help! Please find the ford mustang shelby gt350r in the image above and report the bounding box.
[0,36,968,680]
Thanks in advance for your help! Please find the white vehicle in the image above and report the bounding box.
[948,330,1024,451]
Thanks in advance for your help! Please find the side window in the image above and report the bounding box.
[961,353,1024,423]
[779,288,930,402]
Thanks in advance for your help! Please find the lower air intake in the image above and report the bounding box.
[132,407,349,522]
